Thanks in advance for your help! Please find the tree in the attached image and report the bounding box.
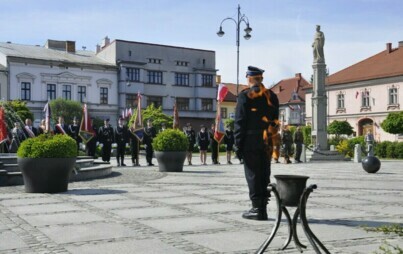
[49,98,82,124]
[3,100,34,122]
[327,120,353,138]
[224,118,234,130]
[128,104,173,132]
[381,111,403,134]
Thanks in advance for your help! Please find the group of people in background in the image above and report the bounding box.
[272,125,304,164]
[183,122,235,166]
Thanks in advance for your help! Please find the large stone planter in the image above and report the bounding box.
[18,157,76,193]
[274,175,309,207]
[155,151,186,172]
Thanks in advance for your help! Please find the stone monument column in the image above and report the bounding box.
[311,25,328,150]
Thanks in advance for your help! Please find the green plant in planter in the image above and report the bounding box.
[17,134,77,158]
[153,129,189,152]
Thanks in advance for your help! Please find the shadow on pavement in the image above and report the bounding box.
[309,218,399,228]
[182,170,225,174]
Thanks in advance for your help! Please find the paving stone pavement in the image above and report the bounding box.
[0,155,402,254]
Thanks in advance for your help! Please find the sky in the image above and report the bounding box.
[1,0,402,86]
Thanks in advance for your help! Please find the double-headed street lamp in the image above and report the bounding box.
[217,4,252,97]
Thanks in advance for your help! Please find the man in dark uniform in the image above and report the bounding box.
[234,66,279,220]
[68,117,81,152]
[294,126,304,163]
[98,118,114,162]
[23,118,38,138]
[115,117,129,166]
[209,123,220,164]
[282,125,293,164]
[184,123,196,165]
[143,118,156,166]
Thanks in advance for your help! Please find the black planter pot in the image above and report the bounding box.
[155,151,186,172]
[274,175,309,207]
[18,157,76,193]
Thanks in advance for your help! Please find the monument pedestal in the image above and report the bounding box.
[309,150,349,161]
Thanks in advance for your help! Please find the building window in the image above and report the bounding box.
[21,82,31,101]
[147,71,163,84]
[78,86,86,103]
[337,94,345,108]
[176,98,189,111]
[389,87,398,105]
[221,107,228,118]
[361,90,370,107]
[62,84,71,100]
[147,96,163,108]
[175,73,190,86]
[126,68,140,82]
[201,74,213,87]
[176,61,188,66]
[148,58,162,64]
[47,84,56,100]
[100,87,108,104]
[201,98,213,111]
[126,93,138,108]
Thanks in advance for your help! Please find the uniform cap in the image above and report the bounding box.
[246,66,265,77]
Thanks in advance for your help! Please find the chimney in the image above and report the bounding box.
[215,75,221,84]
[65,41,75,53]
[96,44,101,53]
[386,43,392,53]
[101,36,110,48]
[399,41,403,48]
[295,73,302,79]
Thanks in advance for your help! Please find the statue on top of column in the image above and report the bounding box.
[312,25,325,63]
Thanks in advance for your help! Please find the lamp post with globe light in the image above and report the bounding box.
[217,4,252,97]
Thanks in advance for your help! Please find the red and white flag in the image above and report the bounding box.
[43,101,52,133]
[0,107,8,144]
[217,83,229,103]
[214,103,225,143]
[79,103,95,144]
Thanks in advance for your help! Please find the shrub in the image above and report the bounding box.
[301,126,311,147]
[386,142,398,159]
[336,140,350,157]
[17,134,77,158]
[375,141,390,158]
[336,136,365,158]
[152,129,188,152]
[396,142,403,159]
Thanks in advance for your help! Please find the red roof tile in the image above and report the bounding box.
[326,43,403,86]
[270,73,310,104]
[221,83,248,102]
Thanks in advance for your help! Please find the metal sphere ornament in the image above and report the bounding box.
[361,156,381,173]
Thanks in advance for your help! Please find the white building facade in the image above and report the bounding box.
[0,40,118,124]
[96,38,217,128]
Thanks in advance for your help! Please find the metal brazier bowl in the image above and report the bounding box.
[274,175,309,207]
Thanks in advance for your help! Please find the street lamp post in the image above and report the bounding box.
[217,4,252,97]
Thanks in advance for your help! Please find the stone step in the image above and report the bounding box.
[70,164,113,181]
[0,156,17,164]
[3,164,19,172]
[75,159,95,169]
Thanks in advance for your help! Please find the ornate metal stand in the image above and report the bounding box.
[256,183,330,254]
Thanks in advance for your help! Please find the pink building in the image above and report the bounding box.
[305,41,403,142]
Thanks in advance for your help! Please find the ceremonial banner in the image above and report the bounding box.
[173,100,179,129]
[214,103,225,143]
[43,101,52,133]
[79,104,95,144]
[217,83,229,103]
[131,92,144,141]
[0,107,8,144]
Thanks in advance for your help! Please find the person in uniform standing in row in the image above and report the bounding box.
[98,118,114,163]
[115,117,129,166]
[143,119,156,166]
[184,123,196,165]
[129,129,140,166]
[224,124,235,164]
[293,126,304,163]
[234,66,279,221]
[282,125,293,164]
[209,123,220,164]
[23,118,38,138]
[197,125,209,165]
[69,117,81,152]
[54,116,69,135]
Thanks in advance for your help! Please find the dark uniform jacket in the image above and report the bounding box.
[69,124,81,142]
[115,125,129,145]
[98,125,114,144]
[143,127,157,146]
[23,126,38,138]
[294,131,304,144]
[234,85,279,151]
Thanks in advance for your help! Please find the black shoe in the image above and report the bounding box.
[117,164,120,167]
[121,163,127,166]
[242,208,268,221]
[228,161,232,164]
[148,163,154,166]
